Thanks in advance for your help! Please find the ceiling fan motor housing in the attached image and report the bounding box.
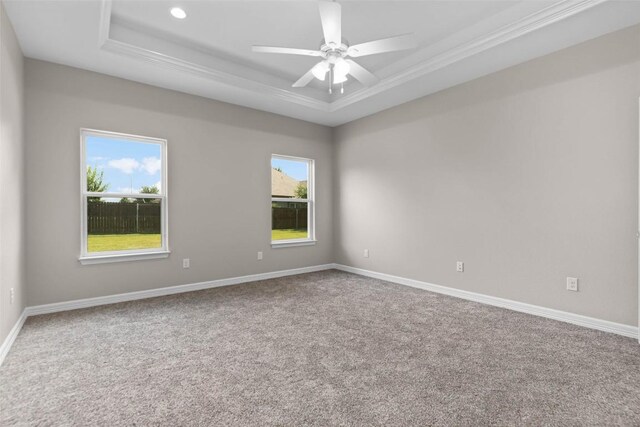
[320,41,349,63]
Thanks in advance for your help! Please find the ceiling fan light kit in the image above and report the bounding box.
[333,57,350,81]
[252,1,418,94]
[311,61,330,81]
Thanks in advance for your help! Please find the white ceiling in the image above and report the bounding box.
[5,0,640,126]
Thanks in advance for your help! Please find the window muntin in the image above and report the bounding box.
[80,129,168,261]
[271,155,314,244]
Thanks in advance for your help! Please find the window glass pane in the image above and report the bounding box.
[85,135,162,195]
[87,198,162,252]
[272,201,308,241]
[271,157,308,199]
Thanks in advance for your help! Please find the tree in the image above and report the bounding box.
[294,182,307,199]
[136,185,160,204]
[273,167,283,173]
[87,166,109,202]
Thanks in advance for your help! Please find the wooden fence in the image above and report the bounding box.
[272,206,307,230]
[88,202,161,234]
[89,202,303,234]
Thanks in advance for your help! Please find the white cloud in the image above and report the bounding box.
[154,181,162,191]
[108,158,140,174]
[140,157,161,175]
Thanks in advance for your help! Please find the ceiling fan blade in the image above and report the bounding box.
[345,60,379,86]
[347,34,417,58]
[318,1,341,46]
[292,66,317,88]
[252,46,322,56]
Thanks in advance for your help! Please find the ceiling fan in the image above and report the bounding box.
[252,1,417,94]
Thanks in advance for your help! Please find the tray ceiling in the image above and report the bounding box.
[5,0,640,126]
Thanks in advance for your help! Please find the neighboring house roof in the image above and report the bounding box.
[272,168,299,198]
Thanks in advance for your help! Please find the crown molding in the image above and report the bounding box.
[97,0,111,47]
[101,38,330,112]
[329,0,607,112]
[97,0,609,116]
[98,0,329,112]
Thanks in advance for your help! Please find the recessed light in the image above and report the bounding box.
[170,7,186,19]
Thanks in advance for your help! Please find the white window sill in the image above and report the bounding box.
[271,240,317,249]
[79,251,170,265]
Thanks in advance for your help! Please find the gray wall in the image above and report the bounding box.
[334,25,640,326]
[17,23,640,329]
[0,3,26,344]
[25,59,333,306]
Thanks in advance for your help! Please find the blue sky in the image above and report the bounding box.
[272,157,308,181]
[86,135,162,193]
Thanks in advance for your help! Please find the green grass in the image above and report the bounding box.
[272,229,308,241]
[88,231,306,251]
[88,234,161,252]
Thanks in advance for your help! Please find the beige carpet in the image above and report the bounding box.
[1,270,639,426]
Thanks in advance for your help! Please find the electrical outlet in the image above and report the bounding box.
[182,258,190,269]
[10,288,14,305]
[257,251,263,261]
[363,249,369,258]
[567,277,578,291]
[456,261,464,272]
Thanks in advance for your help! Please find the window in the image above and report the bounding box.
[271,155,315,247]
[80,129,169,264]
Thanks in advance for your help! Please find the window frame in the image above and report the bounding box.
[79,128,170,265]
[271,154,316,248]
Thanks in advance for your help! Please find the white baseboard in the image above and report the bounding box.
[0,264,334,366]
[334,264,639,340]
[26,264,335,316]
[2,262,636,367]
[0,309,27,366]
